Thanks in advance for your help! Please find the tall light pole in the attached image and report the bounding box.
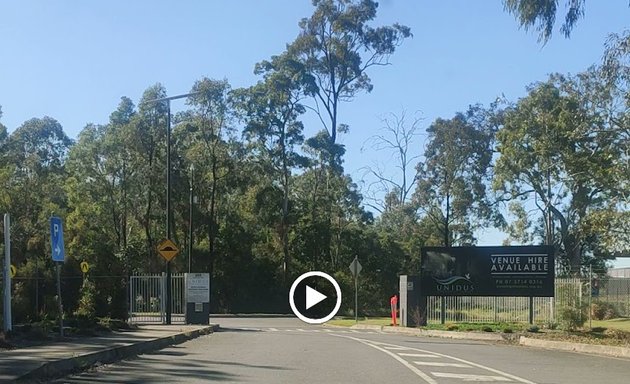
[188,163,194,273]
[146,91,200,325]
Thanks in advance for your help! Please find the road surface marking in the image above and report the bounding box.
[432,372,513,382]
[334,335,438,384]
[398,353,441,358]
[268,328,279,332]
[336,336,537,384]
[383,346,414,350]
[414,361,471,368]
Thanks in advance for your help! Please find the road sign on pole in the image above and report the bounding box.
[80,261,89,274]
[50,216,65,337]
[50,217,65,262]
[349,257,362,278]
[157,239,180,262]
[349,256,362,323]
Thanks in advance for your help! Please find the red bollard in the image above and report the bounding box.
[390,294,398,326]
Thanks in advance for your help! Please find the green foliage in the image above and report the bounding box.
[591,301,620,320]
[503,0,585,43]
[527,325,540,333]
[558,306,587,331]
[74,278,97,326]
[414,105,500,246]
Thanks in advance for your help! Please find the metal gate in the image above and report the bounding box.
[129,273,185,324]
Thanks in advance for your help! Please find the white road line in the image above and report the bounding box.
[350,330,361,333]
[398,353,441,358]
[297,328,307,332]
[340,337,538,384]
[323,329,334,332]
[333,335,438,384]
[432,372,513,382]
[268,328,279,332]
[383,346,413,350]
[414,361,471,368]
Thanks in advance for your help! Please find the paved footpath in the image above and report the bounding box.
[0,324,217,383]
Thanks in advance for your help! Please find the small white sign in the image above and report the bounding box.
[186,273,210,303]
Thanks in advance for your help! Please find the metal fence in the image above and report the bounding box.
[128,273,185,324]
[426,277,630,324]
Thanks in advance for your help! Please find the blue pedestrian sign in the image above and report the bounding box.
[50,216,65,262]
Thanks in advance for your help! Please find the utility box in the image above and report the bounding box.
[185,273,210,325]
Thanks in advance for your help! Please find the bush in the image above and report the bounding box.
[503,327,513,333]
[591,301,620,320]
[558,306,586,331]
[527,325,540,333]
[73,279,97,328]
[446,324,459,331]
[482,326,493,332]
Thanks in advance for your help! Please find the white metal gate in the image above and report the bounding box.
[129,273,185,324]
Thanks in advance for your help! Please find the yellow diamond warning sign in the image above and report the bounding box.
[157,239,179,262]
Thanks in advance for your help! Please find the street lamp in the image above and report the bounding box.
[146,91,200,325]
[188,163,195,273]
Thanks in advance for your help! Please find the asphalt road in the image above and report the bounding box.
[57,317,630,384]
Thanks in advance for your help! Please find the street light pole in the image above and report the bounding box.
[188,164,194,273]
[146,91,201,326]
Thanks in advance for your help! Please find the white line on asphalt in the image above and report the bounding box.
[432,372,513,382]
[383,346,413,351]
[341,337,538,384]
[398,353,441,358]
[297,329,307,332]
[268,328,279,332]
[350,330,361,333]
[414,361,471,368]
[333,335,438,384]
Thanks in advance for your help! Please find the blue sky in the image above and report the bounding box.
[1,1,628,267]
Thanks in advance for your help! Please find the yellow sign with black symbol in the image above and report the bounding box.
[10,264,16,278]
[80,261,89,273]
[157,239,179,262]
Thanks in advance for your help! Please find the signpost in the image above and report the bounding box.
[80,261,89,274]
[50,216,65,337]
[157,239,179,325]
[349,256,362,323]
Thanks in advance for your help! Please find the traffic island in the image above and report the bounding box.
[14,324,219,383]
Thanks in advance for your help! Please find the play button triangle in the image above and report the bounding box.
[305,285,327,310]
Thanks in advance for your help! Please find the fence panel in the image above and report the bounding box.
[129,273,185,324]
[427,278,586,324]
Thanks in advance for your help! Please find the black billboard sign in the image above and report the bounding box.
[420,246,554,297]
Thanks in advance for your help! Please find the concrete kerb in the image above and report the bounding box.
[519,336,630,359]
[16,324,219,383]
[346,324,630,359]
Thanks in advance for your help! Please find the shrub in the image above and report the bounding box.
[446,324,459,331]
[482,326,493,332]
[591,301,620,320]
[558,306,586,331]
[527,325,540,333]
[503,327,513,334]
[73,279,97,328]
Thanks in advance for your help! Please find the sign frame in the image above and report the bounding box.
[420,246,555,297]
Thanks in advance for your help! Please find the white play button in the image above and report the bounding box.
[305,285,327,310]
[289,271,342,324]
